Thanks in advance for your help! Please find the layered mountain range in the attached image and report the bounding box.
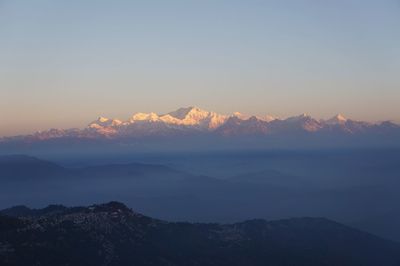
[2,201,400,266]
[2,107,399,142]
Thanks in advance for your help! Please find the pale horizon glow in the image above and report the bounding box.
[1,0,399,136]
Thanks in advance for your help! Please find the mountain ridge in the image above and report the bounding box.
[1,107,399,142]
[1,107,399,153]
[1,201,400,266]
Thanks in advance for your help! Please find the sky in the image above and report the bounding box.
[0,0,399,136]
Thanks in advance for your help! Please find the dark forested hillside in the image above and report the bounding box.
[1,202,400,266]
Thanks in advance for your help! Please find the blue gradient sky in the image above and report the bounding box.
[1,0,399,136]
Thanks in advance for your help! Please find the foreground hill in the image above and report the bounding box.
[1,202,400,266]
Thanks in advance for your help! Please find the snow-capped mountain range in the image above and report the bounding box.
[1,106,399,142]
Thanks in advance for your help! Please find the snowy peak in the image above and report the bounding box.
[89,117,122,128]
[168,106,208,120]
[285,113,313,122]
[87,107,228,132]
[166,106,227,129]
[130,112,160,122]
[90,107,276,132]
[98,116,109,123]
[336,114,347,121]
[263,115,277,122]
[232,112,250,120]
[232,112,276,122]
[167,107,192,119]
[326,114,347,125]
[283,113,323,132]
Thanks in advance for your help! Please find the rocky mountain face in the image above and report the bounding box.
[1,202,400,266]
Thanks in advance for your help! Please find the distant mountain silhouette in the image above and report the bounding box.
[0,155,67,180]
[1,201,400,266]
[0,155,185,181]
[1,204,67,217]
